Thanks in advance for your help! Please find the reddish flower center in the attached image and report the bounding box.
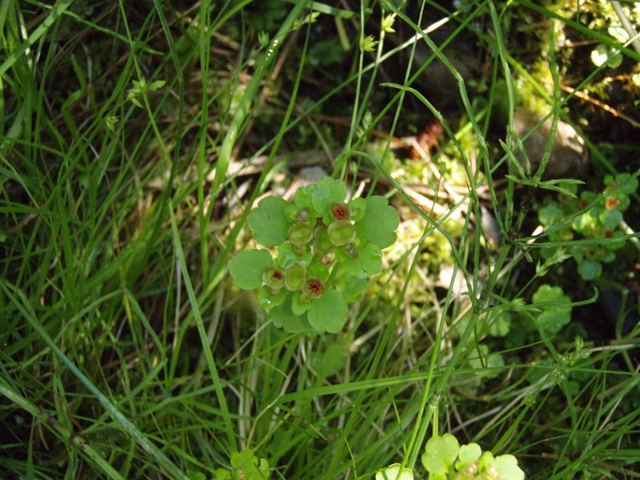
[308,280,322,293]
[332,206,348,220]
[272,271,283,280]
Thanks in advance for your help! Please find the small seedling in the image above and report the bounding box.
[422,433,524,480]
[126,77,166,108]
[212,449,269,480]
[229,177,399,333]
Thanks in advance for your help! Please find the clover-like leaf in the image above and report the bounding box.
[488,311,511,337]
[307,262,329,280]
[458,443,482,465]
[229,449,269,480]
[376,464,413,480]
[214,468,231,480]
[337,242,382,278]
[356,196,399,248]
[270,297,312,333]
[276,243,312,268]
[294,184,316,212]
[598,208,622,230]
[308,290,348,333]
[494,454,525,480]
[229,250,273,290]
[291,292,314,315]
[537,203,563,228]
[532,284,572,334]
[258,286,287,308]
[348,197,367,221]
[422,434,459,475]
[477,450,498,476]
[577,260,602,281]
[311,177,347,215]
[248,196,291,246]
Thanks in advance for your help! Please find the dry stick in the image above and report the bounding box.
[559,83,640,129]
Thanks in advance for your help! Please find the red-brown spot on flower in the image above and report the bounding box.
[273,271,283,280]
[304,277,326,299]
[605,197,619,210]
[605,230,613,238]
[332,206,348,220]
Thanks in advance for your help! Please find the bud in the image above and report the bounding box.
[327,220,356,246]
[303,277,325,299]
[314,226,334,253]
[288,221,314,245]
[263,266,285,290]
[284,263,307,291]
[329,202,351,221]
[341,242,359,259]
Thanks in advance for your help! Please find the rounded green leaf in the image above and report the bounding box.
[276,243,312,268]
[248,196,291,246]
[307,262,329,280]
[531,284,572,334]
[488,311,511,337]
[229,250,273,290]
[422,434,460,475]
[376,464,413,480]
[291,292,313,315]
[308,290,348,333]
[311,177,347,215]
[294,184,316,212]
[270,296,312,333]
[356,196,399,248]
[458,443,482,465]
[337,242,382,278]
[599,207,622,230]
[578,260,602,281]
[259,286,287,308]
[348,197,367,221]
[494,454,524,480]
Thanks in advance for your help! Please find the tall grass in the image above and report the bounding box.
[1,1,639,479]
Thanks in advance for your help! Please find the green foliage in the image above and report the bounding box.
[214,449,270,480]
[360,35,379,52]
[531,284,572,335]
[126,77,166,108]
[228,250,273,290]
[376,464,414,480]
[230,178,399,332]
[6,0,640,478]
[536,173,638,280]
[421,434,524,480]
[247,197,291,247]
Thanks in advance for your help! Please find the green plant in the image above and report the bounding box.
[229,177,399,333]
[211,449,270,480]
[421,434,524,480]
[537,173,639,280]
[376,464,414,480]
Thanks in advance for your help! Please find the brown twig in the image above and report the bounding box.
[560,84,640,129]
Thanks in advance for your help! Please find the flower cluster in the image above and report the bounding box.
[229,177,399,333]
[537,173,638,280]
